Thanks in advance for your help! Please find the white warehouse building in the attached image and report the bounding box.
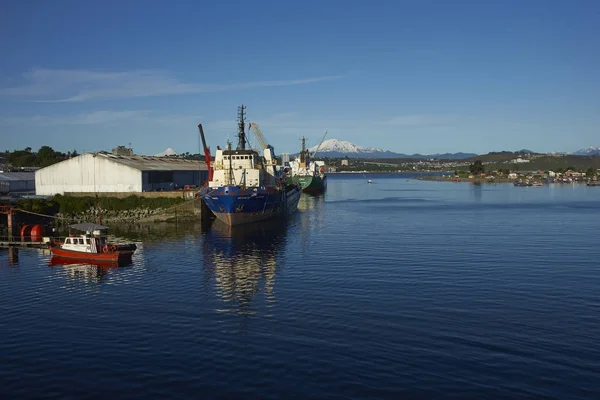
[35,153,208,196]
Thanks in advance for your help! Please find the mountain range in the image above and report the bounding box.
[303,139,477,159]
[572,146,600,156]
[152,141,600,159]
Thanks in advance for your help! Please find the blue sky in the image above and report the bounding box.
[1,0,599,155]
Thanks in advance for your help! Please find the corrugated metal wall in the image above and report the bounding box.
[35,154,208,195]
[35,154,142,195]
[0,173,36,193]
[142,170,208,191]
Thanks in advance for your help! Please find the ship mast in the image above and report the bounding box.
[236,104,247,150]
[227,141,235,185]
[299,136,307,168]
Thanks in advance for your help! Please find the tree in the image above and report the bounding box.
[36,145,63,167]
[72,149,79,157]
[8,149,35,167]
[468,159,485,175]
[586,167,596,177]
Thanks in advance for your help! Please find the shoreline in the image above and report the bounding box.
[328,171,451,175]
[417,176,516,183]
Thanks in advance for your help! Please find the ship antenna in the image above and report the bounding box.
[227,140,235,185]
[237,104,247,150]
[300,136,306,164]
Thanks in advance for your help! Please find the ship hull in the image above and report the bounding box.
[48,244,135,263]
[201,184,301,226]
[289,174,327,193]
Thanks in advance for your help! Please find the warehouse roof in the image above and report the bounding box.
[95,153,207,171]
[0,172,35,181]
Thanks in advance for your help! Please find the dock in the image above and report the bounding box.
[0,240,48,249]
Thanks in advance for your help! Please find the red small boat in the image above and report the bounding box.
[48,223,137,263]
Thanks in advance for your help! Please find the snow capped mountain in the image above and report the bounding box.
[573,146,600,156]
[303,138,476,159]
[308,139,386,154]
[154,147,177,157]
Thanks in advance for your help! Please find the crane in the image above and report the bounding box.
[197,124,213,182]
[248,122,268,150]
[248,121,279,178]
[310,130,328,158]
[248,122,275,155]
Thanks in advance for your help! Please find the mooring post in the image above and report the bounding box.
[8,246,18,265]
[7,208,14,242]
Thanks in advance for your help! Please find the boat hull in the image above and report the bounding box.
[48,244,134,263]
[201,184,301,226]
[289,174,327,193]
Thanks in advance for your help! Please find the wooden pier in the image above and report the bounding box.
[0,240,48,249]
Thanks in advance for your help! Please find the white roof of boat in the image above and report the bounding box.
[94,153,208,171]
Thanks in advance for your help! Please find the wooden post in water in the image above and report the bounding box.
[8,246,18,265]
[1,206,15,242]
[7,210,13,242]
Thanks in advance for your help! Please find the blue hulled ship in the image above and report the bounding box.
[199,105,301,226]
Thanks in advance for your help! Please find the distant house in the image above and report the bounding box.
[112,145,134,156]
[341,159,349,166]
[547,171,556,178]
[508,172,518,179]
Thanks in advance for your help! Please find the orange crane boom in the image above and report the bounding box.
[197,124,213,182]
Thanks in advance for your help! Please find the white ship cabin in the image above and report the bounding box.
[290,158,326,177]
[208,146,279,189]
[62,223,110,253]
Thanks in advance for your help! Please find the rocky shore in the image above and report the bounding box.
[54,201,201,226]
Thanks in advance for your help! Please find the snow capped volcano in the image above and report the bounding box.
[154,147,177,157]
[299,138,476,159]
[308,139,385,154]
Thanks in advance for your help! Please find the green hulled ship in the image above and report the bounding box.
[287,136,327,193]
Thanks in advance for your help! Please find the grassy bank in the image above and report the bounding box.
[7,194,185,216]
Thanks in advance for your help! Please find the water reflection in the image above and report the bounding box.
[470,181,483,201]
[201,218,289,316]
[0,247,20,267]
[298,193,326,252]
[48,257,133,284]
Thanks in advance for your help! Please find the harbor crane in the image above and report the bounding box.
[248,121,275,155]
[310,130,328,158]
[197,124,213,182]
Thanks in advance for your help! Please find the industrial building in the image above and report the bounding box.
[35,153,208,196]
[0,172,36,194]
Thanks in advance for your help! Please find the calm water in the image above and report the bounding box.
[1,174,599,399]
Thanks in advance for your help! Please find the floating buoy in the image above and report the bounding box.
[20,225,32,242]
[31,224,45,242]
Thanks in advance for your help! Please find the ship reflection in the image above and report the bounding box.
[202,218,289,316]
[48,256,133,284]
[297,193,326,253]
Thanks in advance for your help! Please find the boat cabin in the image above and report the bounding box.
[208,145,279,189]
[61,223,112,254]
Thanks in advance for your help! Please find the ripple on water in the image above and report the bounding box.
[1,178,600,398]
